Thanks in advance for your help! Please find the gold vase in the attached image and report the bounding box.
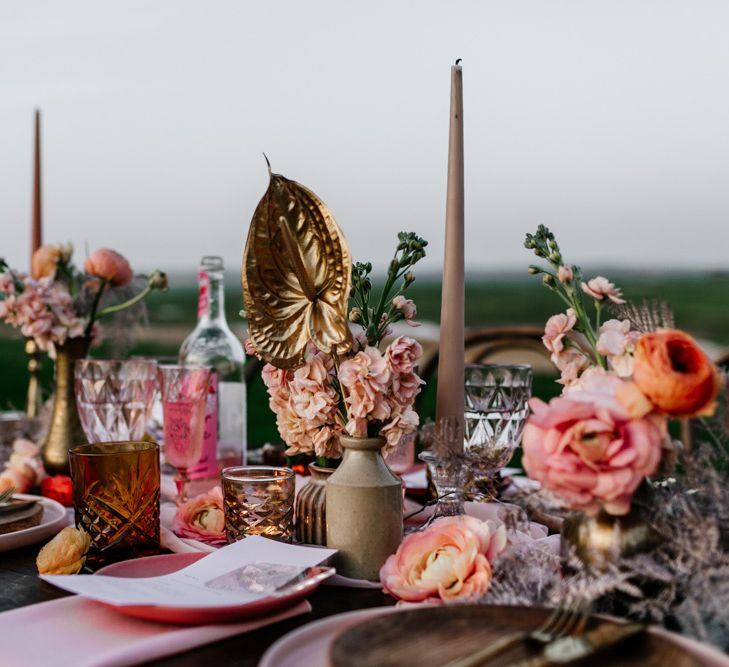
[326,435,402,580]
[42,337,91,475]
[561,506,658,570]
[295,463,335,545]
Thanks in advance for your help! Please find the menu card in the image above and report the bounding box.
[41,536,336,608]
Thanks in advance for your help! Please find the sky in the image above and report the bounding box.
[1,1,728,278]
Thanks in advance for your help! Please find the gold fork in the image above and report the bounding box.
[443,598,593,667]
[0,487,16,504]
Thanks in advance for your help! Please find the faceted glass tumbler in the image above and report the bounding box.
[69,441,160,565]
[75,359,158,443]
[222,466,295,543]
[464,363,533,488]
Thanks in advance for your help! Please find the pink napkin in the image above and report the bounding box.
[0,595,310,667]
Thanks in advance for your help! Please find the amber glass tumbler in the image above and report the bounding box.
[69,441,160,565]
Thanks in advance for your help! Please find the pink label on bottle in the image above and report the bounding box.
[197,271,209,319]
[188,373,218,479]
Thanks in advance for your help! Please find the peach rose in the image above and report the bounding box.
[380,516,506,603]
[173,486,226,545]
[84,248,133,286]
[31,243,72,279]
[522,376,666,516]
[632,329,721,418]
[37,527,90,575]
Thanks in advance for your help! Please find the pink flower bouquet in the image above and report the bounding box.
[253,233,428,463]
[524,225,721,515]
[0,245,167,355]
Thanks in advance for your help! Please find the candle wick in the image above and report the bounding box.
[455,58,462,65]
[263,152,272,177]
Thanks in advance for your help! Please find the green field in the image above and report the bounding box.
[2,273,728,447]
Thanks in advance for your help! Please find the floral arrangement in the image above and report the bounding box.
[172,486,226,546]
[0,244,167,356]
[521,225,721,516]
[252,233,428,463]
[380,515,507,604]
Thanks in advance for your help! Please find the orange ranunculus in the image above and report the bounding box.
[31,243,72,279]
[84,248,133,286]
[632,329,721,418]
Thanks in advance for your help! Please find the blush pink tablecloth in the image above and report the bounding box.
[0,596,310,667]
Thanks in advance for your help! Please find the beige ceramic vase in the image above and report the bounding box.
[325,435,403,581]
[295,463,335,545]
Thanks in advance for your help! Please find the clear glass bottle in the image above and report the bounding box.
[179,256,247,488]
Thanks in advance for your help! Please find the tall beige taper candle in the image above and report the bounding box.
[435,61,465,440]
[32,109,43,260]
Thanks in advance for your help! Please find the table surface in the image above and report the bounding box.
[1,543,396,666]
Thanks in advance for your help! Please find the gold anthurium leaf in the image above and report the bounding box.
[242,164,353,369]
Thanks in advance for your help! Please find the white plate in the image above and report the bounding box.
[0,494,68,552]
[259,606,729,667]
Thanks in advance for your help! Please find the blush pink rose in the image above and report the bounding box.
[522,377,666,516]
[84,248,133,286]
[173,486,226,545]
[380,516,507,603]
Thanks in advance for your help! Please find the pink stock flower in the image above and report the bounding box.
[173,486,226,545]
[84,248,133,287]
[597,319,639,377]
[380,406,419,454]
[385,336,422,375]
[551,348,590,386]
[581,276,625,304]
[522,375,666,516]
[542,309,577,354]
[392,295,419,326]
[243,338,261,359]
[391,371,425,407]
[380,516,507,603]
[557,265,574,284]
[339,347,391,419]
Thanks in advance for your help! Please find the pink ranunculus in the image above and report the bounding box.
[542,309,577,354]
[522,378,666,516]
[84,248,133,286]
[173,486,227,545]
[339,347,391,419]
[385,336,422,375]
[557,265,574,284]
[581,276,625,305]
[380,516,507,603]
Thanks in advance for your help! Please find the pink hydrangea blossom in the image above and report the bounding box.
[581,276,625,304]
[522,375,666,516]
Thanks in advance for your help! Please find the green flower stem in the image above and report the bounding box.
[95,283,152,320]
[84,278,108,338]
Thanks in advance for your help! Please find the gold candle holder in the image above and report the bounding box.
[222,466,295,543]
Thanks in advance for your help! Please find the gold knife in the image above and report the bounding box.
[507,622,646,667]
